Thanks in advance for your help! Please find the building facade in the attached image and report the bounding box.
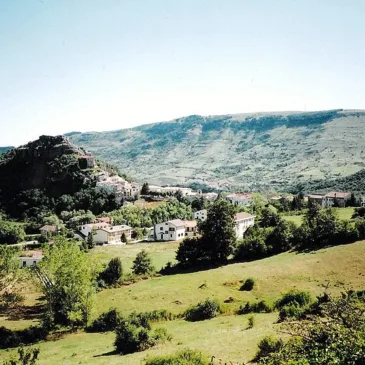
[94,225,132,245]
[194,209,207,221]
[226,193,253,207]
[154,219,186,241]
[235,212,255,238]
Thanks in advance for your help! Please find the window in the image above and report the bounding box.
[160,227,163,231]
[33,261,37,266]
[165,231,168,234]
[170,234,172,238]
[185,233,188,236]
[22,261,26,268]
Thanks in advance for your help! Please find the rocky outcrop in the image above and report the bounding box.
[0,135,95,202]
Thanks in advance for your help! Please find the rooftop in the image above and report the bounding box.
[40,225,57,232]
[227,193,253,199]
[325,192,351,199]
[182,220,197,228]
[168,219,185,227]
[235,212,254,221]
[100,225,132,233]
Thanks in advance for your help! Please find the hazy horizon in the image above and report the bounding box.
[2,0,365,146]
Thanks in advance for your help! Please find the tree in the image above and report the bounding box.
[101,257,123,285]
[2,347,40,365]
[0,246,23,309]
[348,192,357,207]
[132,250,155,275]
[0,221,25,245]
[257,295,365,365]
[141,183,150,195]
[191,197,206,211]
[260,207,281,228]
[121,232,128,243]
[175,237,203,268]
[297,206,339,249]
[87,229,95,249]
[198,199,237,263]
[39,237,99,327]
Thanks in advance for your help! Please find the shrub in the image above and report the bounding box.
[88,308,122,332]
[0,326,48,349]
[3,346,40,365]
[247,315,255,329]
[132,250,155,276]
[240,278,256,291]
[114,318,171,355]
[132,309,175,324]
[237,301,273,315]
[278,304,305,322]
[99,257,123,286]
[184,299,222,322]
[275,290,312,309]
[255,336,283,360]
[145,348,208,365]
[114,321,146,355]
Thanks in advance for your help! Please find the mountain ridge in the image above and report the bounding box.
[64,108,365,191]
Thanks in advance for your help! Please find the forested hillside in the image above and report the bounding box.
[0,146,13,157]
[67,109,365,191]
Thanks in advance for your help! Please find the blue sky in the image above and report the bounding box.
[1,0,365,146]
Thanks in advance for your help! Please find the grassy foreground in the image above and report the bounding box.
[1,238,365,364]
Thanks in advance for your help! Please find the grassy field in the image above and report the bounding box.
[1,239,365,364]
[282,207,355,226]
[89,241,180,271]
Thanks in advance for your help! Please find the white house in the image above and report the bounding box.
[194,209,207,221]
[235,212,255,238]
[154,219,186,241]
[94,225,132,245]
[80,222,111,237]
[19,251,43,268]
[226,193,253,207]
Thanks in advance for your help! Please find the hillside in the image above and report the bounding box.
[0,135,108,217]
[0,135,93,199]
[0,146,13,156]
[67,109,365,191]
[1,240,365,364]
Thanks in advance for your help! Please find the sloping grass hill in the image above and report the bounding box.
[1,239,365,364]
[67,109,365,190]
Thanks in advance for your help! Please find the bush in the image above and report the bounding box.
[3,346,40,365]
[240,278,256,291]
[132,250,155,276]
[132,309,175,324]
[0,326,48,349]
[278,304,305,322]
[114,318,171,355]
[247,315,255,329]
[145,348,208,365]
[237,301,273,315]
[88,308,122,332]
[114,321,147,354]
[184,299,222,322]
[275,290,312,309]
[99,257,123,286]
[255,336,283,360]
